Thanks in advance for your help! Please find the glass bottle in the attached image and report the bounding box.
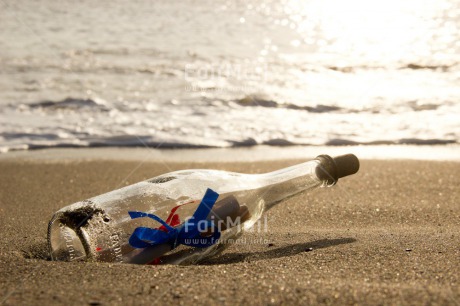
[48,154,359,265]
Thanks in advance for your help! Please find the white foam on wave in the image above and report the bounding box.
[0,95,458,153]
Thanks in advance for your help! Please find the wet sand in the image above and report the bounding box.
[0,153,459,305]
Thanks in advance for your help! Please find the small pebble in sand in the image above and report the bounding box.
[305,247,314,252]
[268,243,274,247]
[405,248,412,252]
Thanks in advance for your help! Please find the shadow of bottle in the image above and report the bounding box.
[200,237,357,265]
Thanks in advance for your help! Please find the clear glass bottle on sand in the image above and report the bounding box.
[48,154,359,265]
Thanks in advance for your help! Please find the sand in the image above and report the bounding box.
[0,151,459,305]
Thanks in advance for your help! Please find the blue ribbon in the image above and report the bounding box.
[128,188,221,249]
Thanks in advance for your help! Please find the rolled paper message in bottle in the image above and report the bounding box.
[48,154,359,264]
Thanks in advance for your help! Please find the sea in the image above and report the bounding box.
[1,0,459,152]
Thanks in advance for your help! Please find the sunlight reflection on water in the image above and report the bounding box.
[0,0,459,151]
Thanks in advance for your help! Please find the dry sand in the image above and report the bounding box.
[0,154,459,305]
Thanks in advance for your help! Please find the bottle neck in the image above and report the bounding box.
[256,160,325,210]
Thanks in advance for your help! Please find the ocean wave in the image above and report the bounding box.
[1,134,457,153]
[15,96,449,116]
[325,62,458,73]
[325,139,457,146]
[402,63,455,71]
[235,96,344,113]
[23,98,110,111]
[234,96,453,114]
[1,95,458,154]
[14,96,349,114]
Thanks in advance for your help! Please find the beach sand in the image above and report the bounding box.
[0,152,459,305]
